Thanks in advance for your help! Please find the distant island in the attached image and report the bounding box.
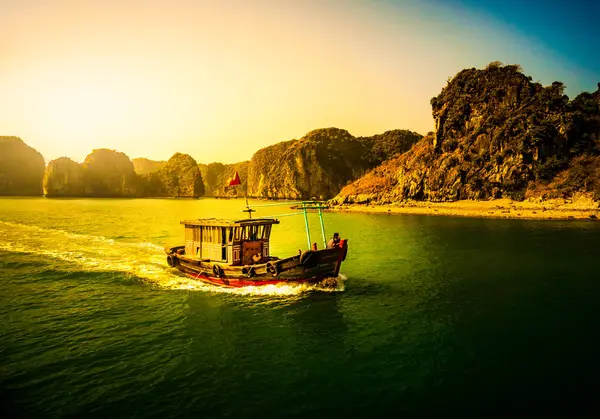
[1,62,599,219]
[199,128,421,199]
[0,136,45,196]
[43,151,204,198]
[0,128,421,200]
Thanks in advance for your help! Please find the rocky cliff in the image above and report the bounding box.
[245,127,421,200]
[199,161,249,197]
[334,63,600,204]
[45,150,140,197]
[0,137,45,196]
[43,157,87,197]
[362,129,425,161]
[148,153,205,197]
[44,151,205,198]
[81,149,140,197]
[132,158,167,175]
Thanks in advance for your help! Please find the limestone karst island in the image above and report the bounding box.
[2,64,599,219]
[2,0,600,417]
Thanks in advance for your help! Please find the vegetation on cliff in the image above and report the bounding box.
[0,137,45,196]
[334,63,600,204]
[362,129,424,162]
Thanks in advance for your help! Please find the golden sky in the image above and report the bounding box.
[1,0,596,164]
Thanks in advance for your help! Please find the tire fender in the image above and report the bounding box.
[266,261,280,277]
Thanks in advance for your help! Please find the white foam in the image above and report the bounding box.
[0,221,347,296]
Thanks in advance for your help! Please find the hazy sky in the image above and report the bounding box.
[1,0,598,164]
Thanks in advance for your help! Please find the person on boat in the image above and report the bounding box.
[327,232,341,248]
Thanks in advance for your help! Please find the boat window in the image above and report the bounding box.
[185,227,194,241]
[193,227,200,242]
[233,227,240,241]
[204,227,214,243]
[249,225,258,240]
[264,225,271,239]
[241,226,247,240]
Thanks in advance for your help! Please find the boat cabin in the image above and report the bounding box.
[180,218,279,266]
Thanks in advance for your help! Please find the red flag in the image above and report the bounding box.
[227,171,241,186]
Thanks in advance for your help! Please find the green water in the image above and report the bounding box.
[1,197,599,418]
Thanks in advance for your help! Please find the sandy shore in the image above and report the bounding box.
[330,196,600,220]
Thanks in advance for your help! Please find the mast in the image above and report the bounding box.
[230,171,254,219]
[302,204,312,250]
[317,203,327,248]
[242,183,254,219]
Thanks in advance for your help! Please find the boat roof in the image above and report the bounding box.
[180,217,280,227]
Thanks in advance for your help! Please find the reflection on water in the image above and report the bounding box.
[1,197,600,417]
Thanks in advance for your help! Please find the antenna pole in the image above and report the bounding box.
[318,204,327,248]
[302,204,311,250]
[244,183,251,219]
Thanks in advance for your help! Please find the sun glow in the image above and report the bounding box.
[1,0,595,164]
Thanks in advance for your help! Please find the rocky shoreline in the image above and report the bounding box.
[329,195,600,220]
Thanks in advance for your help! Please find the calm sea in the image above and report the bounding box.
[1,197,599,418]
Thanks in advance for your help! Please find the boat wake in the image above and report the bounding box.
[0,221,346,296]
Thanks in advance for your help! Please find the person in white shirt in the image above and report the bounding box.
[327,232,341,248]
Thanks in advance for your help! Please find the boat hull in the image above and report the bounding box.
[166,240,348,288]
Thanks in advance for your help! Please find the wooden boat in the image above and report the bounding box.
[165,202,348,288]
